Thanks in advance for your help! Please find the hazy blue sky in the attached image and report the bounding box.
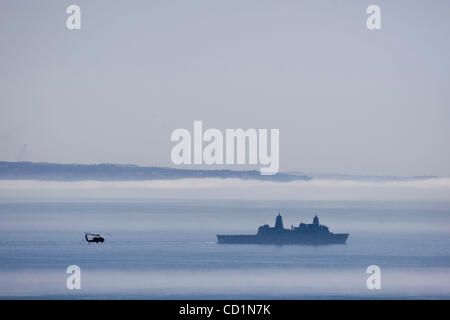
[0,0,449,176]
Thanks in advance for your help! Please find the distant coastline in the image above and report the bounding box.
[0,161,438,182]
[0,161,308,182]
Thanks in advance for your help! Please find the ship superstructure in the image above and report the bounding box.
[217,214,348,245]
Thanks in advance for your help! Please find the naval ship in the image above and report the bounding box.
[217,214,349,245]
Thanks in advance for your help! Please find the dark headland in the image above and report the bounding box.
[0,161,310,182]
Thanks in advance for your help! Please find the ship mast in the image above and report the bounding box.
[275,212,284,229]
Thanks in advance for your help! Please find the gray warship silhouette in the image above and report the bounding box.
[217,214,349,245]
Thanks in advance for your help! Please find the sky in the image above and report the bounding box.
[0,0,449,176]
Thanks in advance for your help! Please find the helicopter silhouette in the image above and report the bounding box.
[84,232,105,244]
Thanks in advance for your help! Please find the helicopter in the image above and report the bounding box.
[84,232,105,244]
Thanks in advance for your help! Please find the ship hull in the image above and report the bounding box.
[217,233,349,245]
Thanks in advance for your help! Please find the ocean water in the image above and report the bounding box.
[0,200,449,299]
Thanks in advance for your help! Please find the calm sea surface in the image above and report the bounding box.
[0,200,449,299]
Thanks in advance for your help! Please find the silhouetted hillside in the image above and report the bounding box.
[0,161,310,182]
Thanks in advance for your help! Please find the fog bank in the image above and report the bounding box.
[0,178,449,201]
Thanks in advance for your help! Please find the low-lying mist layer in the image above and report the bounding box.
[0,178,449,201]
